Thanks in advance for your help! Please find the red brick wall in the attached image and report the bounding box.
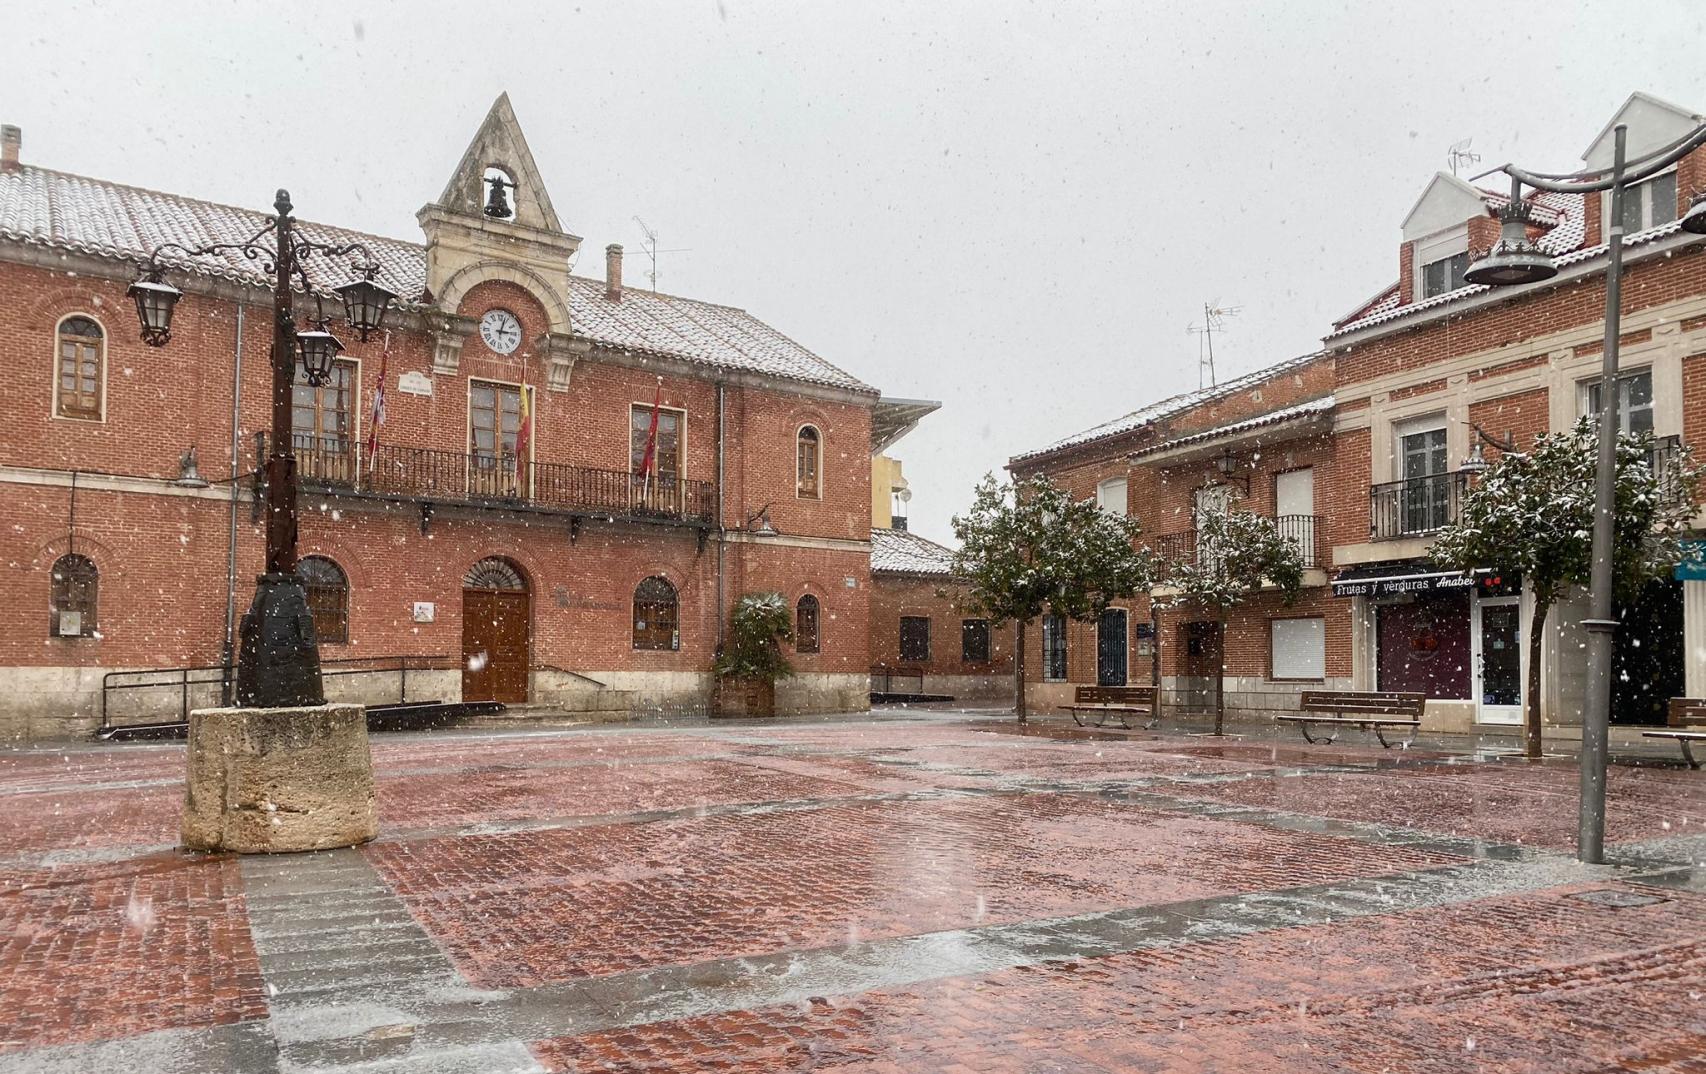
[870,575,1013,679]
[0,255,875,679]
[1467,387,1550,459]
[1335,244,1706,388]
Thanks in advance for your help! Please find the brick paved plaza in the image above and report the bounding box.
[0,713,1702,1072]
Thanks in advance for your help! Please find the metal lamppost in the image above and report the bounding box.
[1468,121,1706,863]
[128,190,396,708]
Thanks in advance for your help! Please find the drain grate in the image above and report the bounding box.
[1568,888,1668,908]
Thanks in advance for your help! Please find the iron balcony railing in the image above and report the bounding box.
[1149,514,1321,570]
[289,434,715,525]
[1369,471,1468,540]
[1649,434,1687,505]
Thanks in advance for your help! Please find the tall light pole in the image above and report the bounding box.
[1469,121,1706,863]
[127,190,397,708]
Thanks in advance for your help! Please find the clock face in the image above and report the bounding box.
[479,309,522,355]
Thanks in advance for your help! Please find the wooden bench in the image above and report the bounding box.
[1275,691,1426,748]
[1060,685,1157,730]
[1644,730,1705,768]
[1667,697,1706,727]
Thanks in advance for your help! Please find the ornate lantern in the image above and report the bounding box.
[334,269,397,342]
[127,268,183,347]
[295,323,346,386]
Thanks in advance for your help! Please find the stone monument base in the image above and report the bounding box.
[182,704,377,853]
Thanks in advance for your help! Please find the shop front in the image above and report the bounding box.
[1336,564,1526,731]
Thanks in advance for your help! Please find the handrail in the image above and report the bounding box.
[291,434,716,525]
[100,654,457,731]
[1369,471,1468,541]
[531,664,609,689]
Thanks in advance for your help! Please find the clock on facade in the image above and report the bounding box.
[479,309,522,354]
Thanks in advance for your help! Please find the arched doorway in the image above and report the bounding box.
[462,557,530,703]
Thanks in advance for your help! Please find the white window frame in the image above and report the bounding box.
[1577,367,1655,437]
[1414,225,1469,301]
[1096,477,1128,516]
[1393,414,1449,482]
[1270,617,1326,681]
[1605,168,1678,236]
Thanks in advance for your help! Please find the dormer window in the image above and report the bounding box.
[1618,171,1677,234]
[1422,251,1469,298]
[1415,224,1470,299]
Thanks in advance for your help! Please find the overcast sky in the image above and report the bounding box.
[5,1,1704,541]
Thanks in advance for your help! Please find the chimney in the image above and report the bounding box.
[0,126,19,174]
[605,243,623,301]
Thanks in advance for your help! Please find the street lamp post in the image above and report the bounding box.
[1469,121,1706,863]
[129,190,396,709]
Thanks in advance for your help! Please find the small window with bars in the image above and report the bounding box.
[633,576,680,651]
[961,619,991,663]
[899,616,930,662]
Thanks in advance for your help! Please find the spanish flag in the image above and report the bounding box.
[515,385,532,494]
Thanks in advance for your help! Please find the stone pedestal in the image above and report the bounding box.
[182,704,377,853]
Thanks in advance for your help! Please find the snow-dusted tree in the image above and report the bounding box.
[1431,419,1702,758]
[1158,507,1305,736]
[949,474,1153,721]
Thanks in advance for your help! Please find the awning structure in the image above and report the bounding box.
[1331,562,1477,598]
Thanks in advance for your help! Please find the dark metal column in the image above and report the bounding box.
[1579,125,1628,864]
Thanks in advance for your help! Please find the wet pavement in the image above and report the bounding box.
[0,713,1702,1072]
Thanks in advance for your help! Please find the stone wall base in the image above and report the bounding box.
[182,704,377,854]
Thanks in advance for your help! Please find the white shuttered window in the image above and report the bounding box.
[1270,618,1325,680]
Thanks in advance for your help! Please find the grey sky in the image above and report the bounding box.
[5,1,1704,541]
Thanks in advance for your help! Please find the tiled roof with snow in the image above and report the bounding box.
[1010,351,1324,464]
[1130,396,1336,459]
[871,527,957,576]
[0,165,875,394]
[1323,189,1695,340]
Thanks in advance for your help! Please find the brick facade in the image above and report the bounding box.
[0,105,885,739]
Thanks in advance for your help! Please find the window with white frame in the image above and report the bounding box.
[1580,368,1654,436]
[1415,226,1469,300]
[1096,477,1127,516]
[1617,171,1678,235]
[1270,617,1325,680]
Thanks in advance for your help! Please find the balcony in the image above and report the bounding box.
[1650,434,1688,505]
[1149,514,1321,570]
[288,434,716,527]
[1369,471,1467,541]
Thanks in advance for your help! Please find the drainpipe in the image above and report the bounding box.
[715,378,727,651]
[220,303,245,704]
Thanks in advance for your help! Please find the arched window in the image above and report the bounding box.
[795,594,821,654]
[463,557,527,591]
[50,553,98,637]
[55,316,104,420]
[296,556,349,644]
[796,425,821,498]
[633,576,679,650]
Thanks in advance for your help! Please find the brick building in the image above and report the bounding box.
[1012,91,1706,732]
[0,96,915,740]
[1009,353,1339,715]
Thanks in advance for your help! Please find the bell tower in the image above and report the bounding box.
[418,93,585,389]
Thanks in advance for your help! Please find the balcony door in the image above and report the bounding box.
[1275,468,1314,564]
[470,380,526,498]
[292,357,357,485]
[1398,423,1449,534]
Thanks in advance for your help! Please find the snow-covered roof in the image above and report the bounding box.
[1325,187,1694,340]
[0,164,876,394]
[1010,351,1324,465]
[1130,396,1336,460]
[871,527,957,576]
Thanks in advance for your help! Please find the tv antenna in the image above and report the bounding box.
[1187,302,1240,388]
[631,216,692,291]
[1447,137,1481,177]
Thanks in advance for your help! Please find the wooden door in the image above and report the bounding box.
[462,589,530,703]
